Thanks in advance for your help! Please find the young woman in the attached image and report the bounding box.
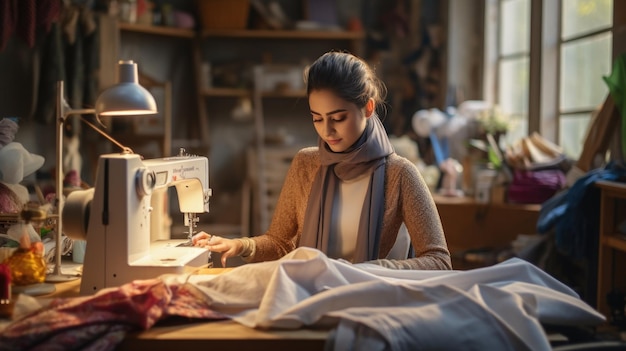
[194,51,451,270]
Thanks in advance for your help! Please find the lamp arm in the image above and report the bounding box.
[59,89,134,155]
[79,116,134,154]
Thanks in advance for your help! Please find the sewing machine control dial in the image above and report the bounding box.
[136,167,156,197]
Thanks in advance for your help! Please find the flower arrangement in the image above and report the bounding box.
[477,105,510,135]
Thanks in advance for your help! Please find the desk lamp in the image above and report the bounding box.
[47,60,157,282]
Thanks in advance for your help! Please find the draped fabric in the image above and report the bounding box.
[0,0,60,52]
[188,248,605,350]
[1,249,606,350]
[299,116,394,262]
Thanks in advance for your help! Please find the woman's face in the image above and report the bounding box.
[309,89,373,152]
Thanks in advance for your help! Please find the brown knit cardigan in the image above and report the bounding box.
[245,147,452,270]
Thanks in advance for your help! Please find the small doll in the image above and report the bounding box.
[3,226,46,285]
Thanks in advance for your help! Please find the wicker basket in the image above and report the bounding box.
[197,0,250,30]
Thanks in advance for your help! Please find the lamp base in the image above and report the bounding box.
[46,273,80,283]
[13,283,56,296]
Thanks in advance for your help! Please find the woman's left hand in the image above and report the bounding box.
[192,231,243,267]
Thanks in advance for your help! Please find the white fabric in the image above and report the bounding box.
[63,135,82,175]
[168,247,604,351]
[386,223,410,259]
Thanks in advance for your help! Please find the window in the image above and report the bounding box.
[498,0,530,146]
[485,0,615,160]
[559,0,613,158]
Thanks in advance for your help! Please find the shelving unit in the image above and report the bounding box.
[193,28,365,234]
[596,180,626,322]
[199,28,365,41]
[118,22,195,38]
[99,18,195,87]
[192,28,364,146]
[97,16,196,159]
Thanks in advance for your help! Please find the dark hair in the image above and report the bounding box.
[304,51,388,117]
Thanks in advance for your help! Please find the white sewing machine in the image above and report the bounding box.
[63,151,212,295]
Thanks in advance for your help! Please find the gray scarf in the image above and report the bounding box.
[299,116,394,262]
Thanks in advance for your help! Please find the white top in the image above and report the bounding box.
[328,173,371,261]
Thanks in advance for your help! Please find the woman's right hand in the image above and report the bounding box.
[192,231,243,267]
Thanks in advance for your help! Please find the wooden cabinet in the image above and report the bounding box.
[433,195,542,269]
[596,180,626,321]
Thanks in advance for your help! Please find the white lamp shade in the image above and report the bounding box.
[95,60,158,116]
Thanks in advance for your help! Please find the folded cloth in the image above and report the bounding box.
[507,168,566,204]
[42,234,73,264]
[177,247,604,351]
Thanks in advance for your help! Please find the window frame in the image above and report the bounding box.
[483,0,624,160]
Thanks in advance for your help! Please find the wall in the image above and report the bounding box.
[446,0,484,103]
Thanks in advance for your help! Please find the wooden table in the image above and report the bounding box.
[40,268,329,350]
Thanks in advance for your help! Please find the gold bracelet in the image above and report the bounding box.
[237,237,256,258]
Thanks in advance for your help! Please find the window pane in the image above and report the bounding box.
[560,113,591,158]
[562,0,613,40]
[499,0,530,56]
[560,33,612,111]
[498,57,529,115]
[502,113,527,148]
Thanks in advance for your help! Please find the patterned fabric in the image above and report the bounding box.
[0,0,60,52]
[0,278,226,351]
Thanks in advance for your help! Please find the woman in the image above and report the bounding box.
[194,51,451,270]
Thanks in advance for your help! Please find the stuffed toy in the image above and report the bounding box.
[0,118,45,212]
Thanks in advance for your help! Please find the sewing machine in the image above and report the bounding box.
[63,152,212,295]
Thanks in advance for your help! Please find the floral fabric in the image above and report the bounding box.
[0,277,226,351]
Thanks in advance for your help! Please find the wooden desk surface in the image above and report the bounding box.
[118,319,328,351]
[41,268,329,350]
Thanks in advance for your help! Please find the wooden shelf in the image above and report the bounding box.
[597,179,626,197]
[261,89,307,98]
[199,29,365,40]
[118,22,195,38]
[194,26,364,144]
[604,235,626,252]
[432,194,541,211]
[201,88,250,97]
[200,88,306,98]
[596,180,626,322]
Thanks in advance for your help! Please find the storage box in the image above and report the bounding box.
[198,0,250,30]
[253,65,304,92]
